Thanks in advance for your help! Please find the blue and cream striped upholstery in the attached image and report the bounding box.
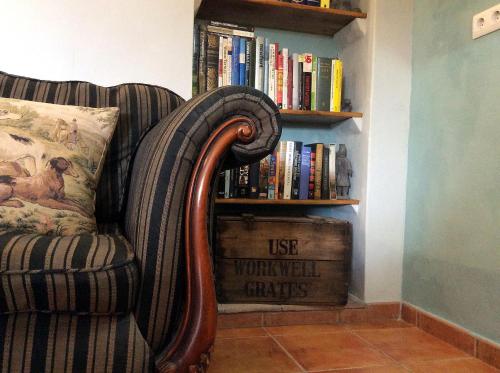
[0,313,153,372]
[0,71,184,223]
[0,232,137,314]
[125,86,280,351]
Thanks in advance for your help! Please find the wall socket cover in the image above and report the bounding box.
[472,3,500,39]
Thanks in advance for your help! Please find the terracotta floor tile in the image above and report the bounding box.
[265,323,347,336]
[276,331,392,371]
[404,357,499,372]
[346,320,412,330]
[216,327,267,339]
[217,312,262,329]
[210,336,301,373]
[354,327,468,363]
[323,365,408,372]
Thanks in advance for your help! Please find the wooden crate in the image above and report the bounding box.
[215,215,352,305]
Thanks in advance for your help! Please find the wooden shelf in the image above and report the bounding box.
[216,198,359,206]
[280,109,362,124]
[197,0,367,36]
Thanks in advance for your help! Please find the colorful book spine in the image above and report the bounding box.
[224,37,232,86]
[267,150,277,199]
[287,57,293,110]
[237,164,250,197]
[263,38,270,95]
[269,43,277,103]
[277,52,284,108]
[249,162,260,198]
[231,36,240,86]
[283,141,295,200]
[298,54,304,109]
[321,146,330,199]
[314,143,323,199]
[331,59,343,112]
[316,57,332,111]
[218,36,224,87]
[328,143,337,199]
[308,146,316,199]
[321,0,330,7]
[282,48,289,110]
[291,141,303,199]
[206,33,220,91]
[299,146,311,200]
[277,141,287,199]
[206,25,255,38]
[292,53,299,110]
[302,53,313,110]
[259,155,270,199]
[311,55,317,111]
[239,38,246,86]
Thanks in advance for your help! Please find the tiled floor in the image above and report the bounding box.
[210,320,499,372]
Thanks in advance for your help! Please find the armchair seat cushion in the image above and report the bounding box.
[0,232,137,314]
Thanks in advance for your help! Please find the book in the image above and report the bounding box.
[239,38,246,86]
[237,164,250,197]
[316,57,332,111]
[224,170,231,198]
[198,23,208,94]
[249,162,260,198]
[298,59,304,109]
[209,21,254,33]
[311,55,317,111]
[277,52,284,108]
[269,43,277,103]
[255,37,265,90]
[282,48,289,110]
[287,57,293,110]
[283,141,295,199]
[321,146,330,199]
[299,146,311,200]
[321,0,330,7]
[291,141,303,199]
[264,38,270,95]
[217,171,225,198]
[306,143,323,199]
[277,141,287,199]
[328,143,337,199]
[206,33,220,91]
[248,38,256,87]
[292,53,299,110]
[192,23,200,96]
[267,150,277,199]
[308,146,316,199]
[218,36,224,87]
[259,155,270,199]
[232,36,240,86]
[307,0,320,5]
[224,37,232,86]
[207,24,255,38]
[331,58,343,112]
[302,53,313,110]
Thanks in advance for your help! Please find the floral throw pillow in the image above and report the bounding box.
[0,98,119,235]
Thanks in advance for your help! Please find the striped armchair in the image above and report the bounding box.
[0,72,281,372]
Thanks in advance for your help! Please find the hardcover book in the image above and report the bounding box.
[267,150,277,199]
[287,57,293,110]
[308,146,316,199]
[269,43,277,103]
[198,23,208,94]
[259,155,270,199]
[311,55,317,111]
[206,33,220,91]
[255,37,265,90]
[218,36,224,87]
[321,146,330,199]
[283,141,295,199]
[291,141,303,199]
[316,57,332,111]
[264,38,270,95]
[277,52,284,108]
[292,53,299,110]
[306,143,323,199]
[248,38,256,87]
[282,48,289,110]
[277,141,287,199]
[328,143,337,199]
[299,146,311,200]
[239,38,246,86]
[331,58,343,112]
[232,36,240,86]
[302,53,313,110]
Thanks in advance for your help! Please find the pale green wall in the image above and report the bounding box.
[404,0,500,343]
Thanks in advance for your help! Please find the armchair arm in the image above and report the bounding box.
[124,86,281,372]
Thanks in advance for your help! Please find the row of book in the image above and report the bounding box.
[193,21,344,112]
[218,141,344,200]
[280,0,331,7]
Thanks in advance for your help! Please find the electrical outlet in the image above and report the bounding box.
[472,3,500,39]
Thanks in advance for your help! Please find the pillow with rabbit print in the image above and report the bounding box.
[0,98,118,235]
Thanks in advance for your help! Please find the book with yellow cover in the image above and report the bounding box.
[330,59,343,112]
[321,0,330,8]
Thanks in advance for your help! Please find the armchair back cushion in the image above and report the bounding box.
[0,72,184,224]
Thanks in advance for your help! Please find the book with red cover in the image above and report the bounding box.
[277,52,283,108]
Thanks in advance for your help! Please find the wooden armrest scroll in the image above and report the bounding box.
[156,117,256,373]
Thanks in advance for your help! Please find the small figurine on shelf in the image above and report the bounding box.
[335,144,352,199]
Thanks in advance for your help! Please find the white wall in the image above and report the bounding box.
[334,0,413,302]
[0,0,194,99]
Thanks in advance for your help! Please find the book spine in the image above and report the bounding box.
[239,38,246,86]
[206,33,220,91]
[217,170,225,198]
[283,141,295,200]
[255,37,264,90]
[198,24,208,94]
[267,151,277,199]
[231,36,240,85]
[249,39,256,87]
[249,162,260,198]
[302,53,313,110]
[258,155,270,199]
[192,23,200,96]
[237,164,250,197]
[329,143,337,199]
[311,55,317,111]
[225,37,233,86]
[209,21,255,32]
[320,0,330,7]
[307,0,320,5]
[299,146,311,200]
[308,146,316,199]
[218,36,224,87]
[291,141,303,199]
[269,43,276,103]
[224,170,231,198]
[316,57,332,111]
[314,144,323,199]
[292,53,299,110]
[277,141,287,199]
[277,52,283,108]
[287,57,293,110]
[298,61,304,109]
[334,59,343,112]
[264,38,270,95]
[282,48,289,110]
[206,25,255,38]
[321,146,330,199]
[229,168,236,198]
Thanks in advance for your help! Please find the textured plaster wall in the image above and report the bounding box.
[403,0,500,343]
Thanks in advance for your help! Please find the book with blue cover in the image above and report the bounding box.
[239,38,246,85]
[299,146,311,199]
[231,36,240,85]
